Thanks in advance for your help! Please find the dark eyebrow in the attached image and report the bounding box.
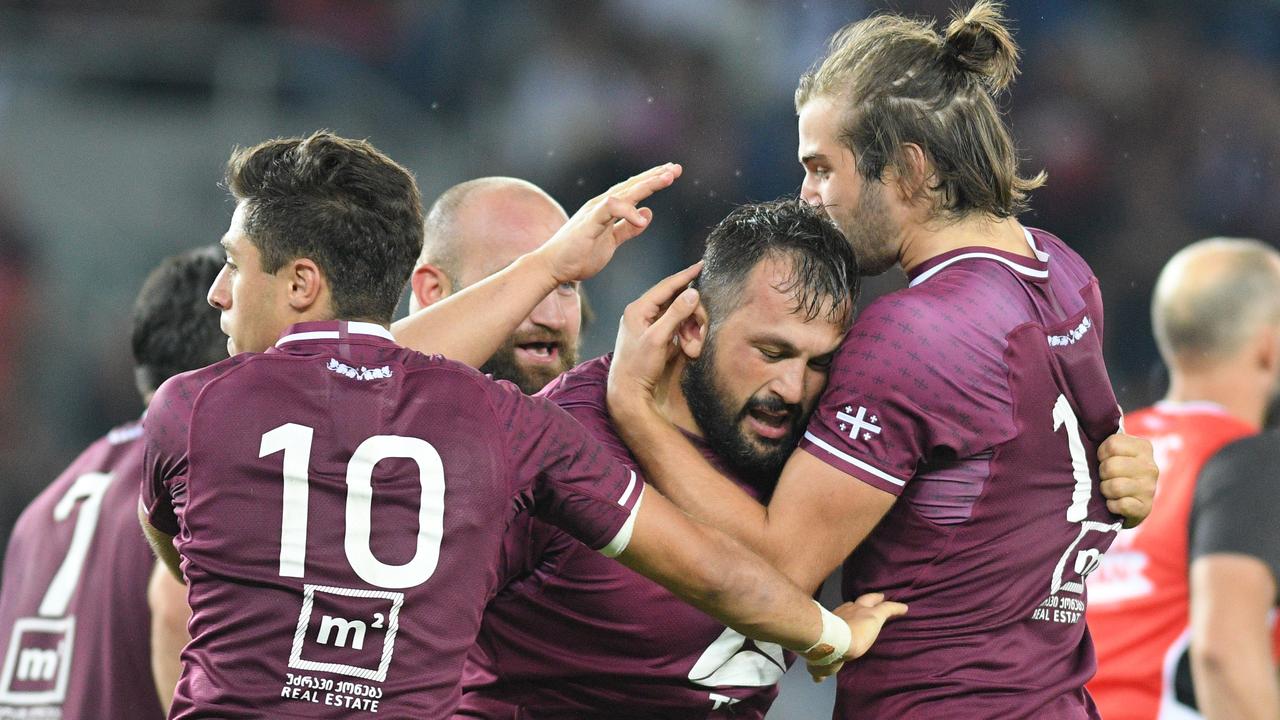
[800,153,829,165]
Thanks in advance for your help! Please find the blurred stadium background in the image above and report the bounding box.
[0,1,1277,715]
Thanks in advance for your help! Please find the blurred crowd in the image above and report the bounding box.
[0,0,1278,650]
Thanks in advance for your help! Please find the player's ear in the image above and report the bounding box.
[1256,322,1280,376]
[888,143,931,203]
[285,258,325,313]
[410,263,452,311]
[677,302,710,360]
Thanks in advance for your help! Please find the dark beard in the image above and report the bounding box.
[481,339,577,395]
[680,338,804,485]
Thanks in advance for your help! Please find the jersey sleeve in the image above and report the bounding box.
[483,378,644,558]
[140,372,203,536]
[1190,433,1280,585]
[798,293,1001,496]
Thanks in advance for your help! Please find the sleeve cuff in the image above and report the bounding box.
[800,432,907,497]
[598,485,645,558]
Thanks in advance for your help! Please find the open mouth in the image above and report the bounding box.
[515,342,561,365]
[745,407,791,441]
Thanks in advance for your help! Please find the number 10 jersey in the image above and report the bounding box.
[142,321,643,719]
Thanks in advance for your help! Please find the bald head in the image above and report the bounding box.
[1153,237,1280,370]
[411,177,578,394]
[416,177,568,296]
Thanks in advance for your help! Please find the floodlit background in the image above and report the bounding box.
[1,1,1278,715]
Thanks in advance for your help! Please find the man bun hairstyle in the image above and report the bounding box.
[225,131,424,324]
[942,1,1019,91]
[131,245,228,397]
[796,1,1044,219]
[695,198,860,333]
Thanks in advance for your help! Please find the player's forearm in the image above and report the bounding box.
[613,399,784,572]
[618,493,828,654]
[392,251,560,367]
[148,563,191,712]
[1193,641,1280,720]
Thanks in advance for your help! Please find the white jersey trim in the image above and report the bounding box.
[276,321,394,347]
[599,485,645,558]
[618,469,638,506]
[803,431,906,487]
[909,228,1050,288]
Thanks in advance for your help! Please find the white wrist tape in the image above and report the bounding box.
[802,600,852,666]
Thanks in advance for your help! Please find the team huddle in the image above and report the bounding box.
[24,1,1280,718]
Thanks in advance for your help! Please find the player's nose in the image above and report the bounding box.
[207,266,231,310]
[800,176,823,207]
[771,362,806,405]
[528,292,567,330]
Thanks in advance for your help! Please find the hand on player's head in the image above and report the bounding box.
[607,262,703,413]
[533,164,682,285]
[1098,432,1158,528]
[805,593,908,683]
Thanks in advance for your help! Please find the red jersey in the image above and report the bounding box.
[1086,402,1258,719]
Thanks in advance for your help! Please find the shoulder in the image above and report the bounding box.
[1198,431,1280,498]
[538,355,609,408]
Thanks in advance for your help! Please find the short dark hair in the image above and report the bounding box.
[695,198,859,331]
[225,131,424,323]
[796,1,1044,219]
[131,245,228,397]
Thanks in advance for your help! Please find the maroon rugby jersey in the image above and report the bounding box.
[459,356,790,720]
[141,321,643,719]
[0,420,166,720]
[800,228,1122,719]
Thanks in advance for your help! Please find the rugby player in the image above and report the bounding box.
[137,132,904,719]
[0,246,224,718]
[1088,238,1280,718]
[605,3,1157,717]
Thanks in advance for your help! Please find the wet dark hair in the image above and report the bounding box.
[225,131,424,323]
[694,197,859,332]
[131,245,228,397]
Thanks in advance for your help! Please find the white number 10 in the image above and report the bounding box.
[260,423,446,590]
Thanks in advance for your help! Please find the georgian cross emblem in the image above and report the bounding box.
[836,405,881,442]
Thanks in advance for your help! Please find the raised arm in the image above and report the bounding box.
[391,163,682,366]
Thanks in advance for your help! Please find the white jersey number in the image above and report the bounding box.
[688,626,787,689]
[261,423,445,590]
[1050,394,1121,595]
[39,472,114,617]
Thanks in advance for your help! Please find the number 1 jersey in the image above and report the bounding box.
[800,228,1122,719]
[141,321,644,719]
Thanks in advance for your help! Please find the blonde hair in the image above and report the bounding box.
[796,1,1045,218]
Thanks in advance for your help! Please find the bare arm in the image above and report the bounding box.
[618,485,904,663]
[1190,554,1279,720]
[139,505,182,580]
[392,163,681,366]
[148,561,190,713]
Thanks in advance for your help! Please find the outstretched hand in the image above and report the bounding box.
[606,262,703,416]
[532,163,683,285]
[807,593,908,683]
[1098,431,1158,528]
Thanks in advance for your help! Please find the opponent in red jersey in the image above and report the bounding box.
[0,246,225,719]
[138,133,904,719]
[1087,238,1280,719]
[602,4,1159,718]
[458,200,859,719]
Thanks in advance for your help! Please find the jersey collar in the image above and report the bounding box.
[273,320,395,348]
[907,227,1050,287]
